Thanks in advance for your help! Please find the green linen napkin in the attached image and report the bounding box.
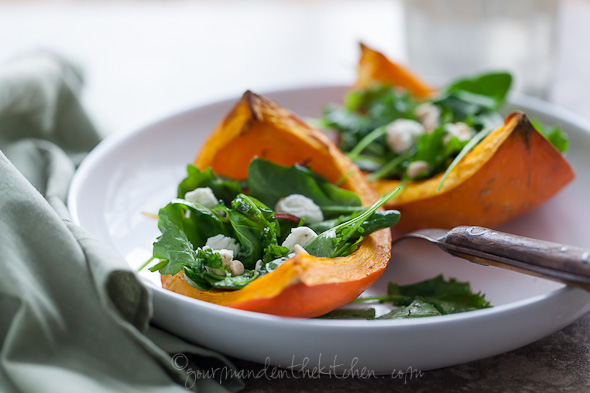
[0,51,244,393]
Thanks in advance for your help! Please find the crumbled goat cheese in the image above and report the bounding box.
[444,122,473,145]
[275,194,324,224]
[415,103,441,133]
[407,161,430,180]
[184,187,218,208]
[255,260,263,271]
[386,119,425,153]
[281,226,318,252]
[205,234,240,255]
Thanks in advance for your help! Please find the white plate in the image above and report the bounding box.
[69,85,590,374]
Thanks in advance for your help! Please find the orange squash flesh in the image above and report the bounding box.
[161,91,392,318]
[355,44,575,231]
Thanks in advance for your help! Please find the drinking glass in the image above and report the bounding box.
[402,0,560,98]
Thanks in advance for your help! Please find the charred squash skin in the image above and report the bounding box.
[356,43,575,231]
[161,91,392,318]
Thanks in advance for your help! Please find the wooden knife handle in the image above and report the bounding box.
[444,226,590,289]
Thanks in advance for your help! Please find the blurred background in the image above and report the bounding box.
[0,0,588,136]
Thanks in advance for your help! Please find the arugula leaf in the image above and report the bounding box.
[304,186,403,258]
[349,275,491,320]
[308,210,400,235]
[247,158,362,217]
[386,275,491,314]
[178,165,243,203]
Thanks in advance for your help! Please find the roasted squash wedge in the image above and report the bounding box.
[357,43,435,99]
[161,91,392,318]
[355,43,575,231]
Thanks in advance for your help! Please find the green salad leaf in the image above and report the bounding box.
[178,165,243,203]
[377,299,441,319]
[441,72,512,112]
[384,275,491,315]
[151,200,230,275]
[224,194,286,269]
[316,308,376,320]
[320,71,520,182]
[304,186,402,258]
[531,119,569,154]
[247,158,362,217]
[308,209,400,235]
[316,275,490,320]
[148,159,402,291]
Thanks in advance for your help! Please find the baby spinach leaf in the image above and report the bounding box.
[445,72,512,109]
[322,106,372,136]
[434,73,511,122]
[178,165,243,203]
[247,158,361,215]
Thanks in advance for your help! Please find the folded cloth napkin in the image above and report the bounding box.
[0,51,243,393]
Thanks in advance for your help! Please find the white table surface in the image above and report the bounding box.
[0,0,587,138]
